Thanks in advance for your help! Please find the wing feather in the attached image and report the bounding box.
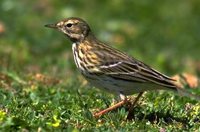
[99,60,177,89]
[83,41,177,90]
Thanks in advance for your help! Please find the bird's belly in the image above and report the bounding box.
[83,73,159,95]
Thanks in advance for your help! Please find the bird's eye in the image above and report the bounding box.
[66,23,73,28]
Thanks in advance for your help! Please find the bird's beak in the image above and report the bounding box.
[44,23,58,29]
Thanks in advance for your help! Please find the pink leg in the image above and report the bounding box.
[93,92,144,118]
[93,98,128,118]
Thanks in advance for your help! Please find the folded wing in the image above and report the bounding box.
[98,60,177,90]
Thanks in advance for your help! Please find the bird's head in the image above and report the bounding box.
[45,17,91,42]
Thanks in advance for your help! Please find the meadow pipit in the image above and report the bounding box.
[45,17,200,118]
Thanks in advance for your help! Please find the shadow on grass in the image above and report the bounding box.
[126,106,199,128]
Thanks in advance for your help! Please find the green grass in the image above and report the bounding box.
[0,72,200,131]
[0,0,200,131]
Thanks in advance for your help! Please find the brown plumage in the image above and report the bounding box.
[45,17,200,102]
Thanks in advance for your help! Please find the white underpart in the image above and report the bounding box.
[72,43,84,70]
[100,62,122,68]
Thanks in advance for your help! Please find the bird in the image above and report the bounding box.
[45,17,200,118]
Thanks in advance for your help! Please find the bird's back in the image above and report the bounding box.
[72,34,178,94]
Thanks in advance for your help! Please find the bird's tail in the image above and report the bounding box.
[177,88,200,101]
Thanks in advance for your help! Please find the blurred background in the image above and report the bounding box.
[0,0,200,79]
